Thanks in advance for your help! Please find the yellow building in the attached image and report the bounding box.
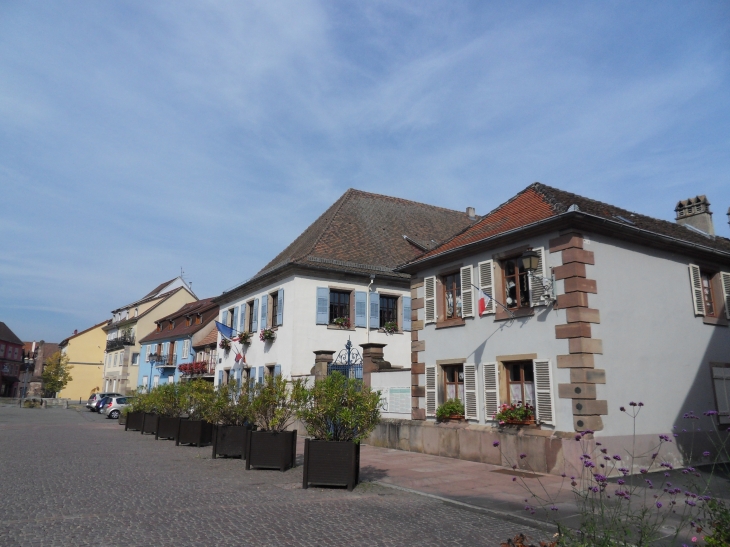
[58,320,108,401]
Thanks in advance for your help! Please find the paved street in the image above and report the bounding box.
[0,407,549,547]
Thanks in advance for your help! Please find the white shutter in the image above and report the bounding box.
[424,276,436,324]
[712,367,730,425]
[483,362,499,420]
[689,264,705,316]
[463,363,478,420]
[533,359,555,425]
[478,260,495,314]
[460,266,474,318]
[720,272,730,320]
[425,364,437,417]
[529,247,547,306]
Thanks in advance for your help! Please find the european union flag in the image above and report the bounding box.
[215,321,234,340]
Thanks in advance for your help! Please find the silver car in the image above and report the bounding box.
[86,392,123,411]
[100,396,133,419]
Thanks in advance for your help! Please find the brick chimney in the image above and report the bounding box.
[675,195,714,235]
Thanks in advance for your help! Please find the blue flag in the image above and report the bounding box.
[215,321,234,340]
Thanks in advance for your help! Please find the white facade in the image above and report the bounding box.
[214,273,412,386]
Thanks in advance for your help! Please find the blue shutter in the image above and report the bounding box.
[276,289,284,326]
[251,299,259,332]
[236,369,242,389]
[221,310,229,327]
[217,370,223,386]
[316,287,329,324]
[231,307,238,331]
[370,293,380,329]
[238,305,244,332]
[403,296,412,331]
[260,295,268,330]
[274,364,282,377]
[257,366,264,384]
[355,291,367,327]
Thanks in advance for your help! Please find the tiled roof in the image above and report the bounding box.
[138,298,219,344]
[224,189,476,295]
[0,322,23,345]
[410,183,730,263]
[194,327,218,349]
[142,277,178,299]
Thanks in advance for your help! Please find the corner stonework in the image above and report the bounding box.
[410,278,426,420]
[550,232,607,432]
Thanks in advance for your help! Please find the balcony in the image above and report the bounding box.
[106,334,136,352]
[150,353,177,368]
[179,360,216,376]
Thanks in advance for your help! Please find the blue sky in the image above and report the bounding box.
[1,1,728,342]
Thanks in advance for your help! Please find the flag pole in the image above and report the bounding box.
[470,283,515,319]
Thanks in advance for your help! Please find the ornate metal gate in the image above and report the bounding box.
[327,338,363,380]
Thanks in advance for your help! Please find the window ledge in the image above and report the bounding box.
[495,307,534,322]
[435,319,465,329]
[326,325,355,331]
[703,315,728,327]
[377,329,403,335]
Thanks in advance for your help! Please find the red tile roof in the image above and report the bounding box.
[138,298,219,344]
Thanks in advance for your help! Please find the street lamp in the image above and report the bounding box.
[22,353,35,399]
[520,250,556,303]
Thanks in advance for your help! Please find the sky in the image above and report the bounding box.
[1,1,728,343]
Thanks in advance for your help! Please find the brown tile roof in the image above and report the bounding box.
[0,322,23,345]
[194,327,218,349]
[224,189,476,295]
[142,277,178,299]
[138,298,219,344]
[408,183,730,265]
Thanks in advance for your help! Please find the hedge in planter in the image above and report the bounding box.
[125,388,154,431]
[176,380,215,447]
[151,383,187,441]
[205,382,254,459]
[298,372,381,490]
[246,375,306,471]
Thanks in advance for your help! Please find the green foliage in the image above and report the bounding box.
[127,387,155,413]
[298,372,381,443]
[203,381,252,426]
[249,375,306,432]
[41,351,73,396]
[704,498,730,546]
[436,398,465,420]
[179,380,215,420]
[382,321,398,335]
[495,402,534,423]
[148,383,186,417]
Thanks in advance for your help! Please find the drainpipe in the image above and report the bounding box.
[366,275,375,343]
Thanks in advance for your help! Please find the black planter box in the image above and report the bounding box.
[141,413,159,435]
[212,425,253,459]
[303,439,360,491]
[125,411,145,431]
[156,417,185,440]
[246,430,297,471]
[176,419,213,447]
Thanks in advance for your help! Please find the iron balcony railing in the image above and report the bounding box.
[151,353,177,367]
[105,334,136,352]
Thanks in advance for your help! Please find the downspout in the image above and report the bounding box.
[366,275,375,343]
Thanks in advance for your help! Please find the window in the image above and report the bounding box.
[248,300,256,332]
[503,258,530,310]
[185,316,191,327]
[156,323,162,333]
[443,364,464,401]
[132,353,139,366]
[702,272,717,317]
[712,364,730,425]
[153,376,159,388]
[168,321,174,330]
[227,308,235,328]
[379,295,398,328]
[195,314,202,325]
[689,265,730,321]
[506,361,535,406]
[113,353,118,367]
[13,348,18,359]
[442,273,461,320]
[134,307,138,317]
[0,344,4,358]
[182,339,190,357]
[329,290,350,323]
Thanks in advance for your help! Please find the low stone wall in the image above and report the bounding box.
[366,418,588,476]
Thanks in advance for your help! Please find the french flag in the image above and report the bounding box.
[478,289,491,316]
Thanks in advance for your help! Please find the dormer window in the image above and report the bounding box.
[185,316,191,327]
[195,314,202,325]
[156,324,162,333]
[168,321,174,330]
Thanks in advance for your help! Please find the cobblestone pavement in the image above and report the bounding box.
[0,407,549,547]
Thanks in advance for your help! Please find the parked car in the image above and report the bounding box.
[86,392,123,411]
[100,396,134,420]
[94,396,112,413]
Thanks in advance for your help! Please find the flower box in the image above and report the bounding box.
[245,430,297,471]
[141,413,159,435]
[212,424,253,459]
[259,328,276,342]
[501,418,536,426]
[156,417,185,441]
[125,411,145,431]
[303,439,360,491]
[176,419,213,447]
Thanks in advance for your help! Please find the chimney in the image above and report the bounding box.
[73,329,78,335]
[675,195,714,235]
[466,207,476,220]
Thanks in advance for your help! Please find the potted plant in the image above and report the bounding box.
[141,387,162,436]
[382,321,398,335]
[125,388,151,431]
[298,372,381,491]
[176,380,215,447]
[246,375,306,471]
[154,383,187,441]
[119,405,130,425]
[332,317,350,329]
[259,328,276,342]
[205,381,254,459]
[219,338,231,352]
[495,402,535,425]
[436,398,465,421]
[238,331,252,346]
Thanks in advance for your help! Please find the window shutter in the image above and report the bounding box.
[146,345,151,362]
[257,366,264,384]
[533,359,555,425]
[221,310,229,327]
[712,367,730,425]
[277,289,284,326]
[251,298,259,332]
[402,296,412,331]
[720,272,730,320]
[424,276,436,324]
[478,260,495,314]
[236,369,242,389]
[355,291,367,327]
[274,364,281,377]
[237,305,244,332]
[217,370,223,386]
[483,362,500,420]
[688,264,705,316]
[231,307,238,330]
[260,295,268,330]
[460,266,474,318]
[529,247,547,306]
[316,287,329,324]
[463,363,478,420]
[425,363,437,417]
[370,293,380,328]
